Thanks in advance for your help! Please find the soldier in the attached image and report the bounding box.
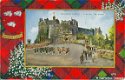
[65,48,70,55]
[44,47,48,54]
[62,47,65,53]
[34,48,36,53]
[36,48,39,52]
[40,48,43,53]
[52,47,56,55]
[57,47,61,55]
[49,47,54,55]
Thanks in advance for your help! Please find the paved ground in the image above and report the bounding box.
[26,43,114,67]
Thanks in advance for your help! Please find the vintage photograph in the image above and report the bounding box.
[25,10,115,67]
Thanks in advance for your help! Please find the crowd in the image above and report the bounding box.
[80,48,97,64]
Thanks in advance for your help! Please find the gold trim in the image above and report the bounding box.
[2,32,23,39]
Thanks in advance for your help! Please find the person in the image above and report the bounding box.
[88,51,92,58]
[80,53,84,64]
[85,51,88,60]
[65,48,70,55]
[92,52,96,63]
[57,47,61,55]
[84,45,88,60]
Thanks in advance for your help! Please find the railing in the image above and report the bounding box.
[26,42,50,49]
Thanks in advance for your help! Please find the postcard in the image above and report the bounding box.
[1,0,125,79]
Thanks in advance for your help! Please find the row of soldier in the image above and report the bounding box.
[34,47,70,55]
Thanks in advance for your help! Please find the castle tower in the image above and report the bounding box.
[94,27,102,35]
[53,16,56,20]
[27,39,31,44]
[98,27,102,34]
[53,12,56,20]
[70,19,78,35]
[105,34,108,40]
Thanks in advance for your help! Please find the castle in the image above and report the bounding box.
[34,16,102,43]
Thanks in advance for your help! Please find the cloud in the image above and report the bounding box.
[30,27,38,33]
[26,27,38,43]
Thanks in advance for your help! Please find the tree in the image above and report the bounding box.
[94,32,104,47]
[76,33,85,40]
[109,25,114,40]
[8,42,53,79]
[108,24,115,50]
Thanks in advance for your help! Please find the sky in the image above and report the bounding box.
[26,10,114,43]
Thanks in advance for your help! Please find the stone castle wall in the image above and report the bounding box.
[35,16,102,44]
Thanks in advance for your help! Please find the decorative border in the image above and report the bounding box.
[24,9,116,68]
[1,0,124,79]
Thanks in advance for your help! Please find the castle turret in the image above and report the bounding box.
[70,19,78,35]
[105,34,108,40]
[39,18,43,22]
[53,16,56,20]
[27,39,31,44]
[94,27,102,35]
